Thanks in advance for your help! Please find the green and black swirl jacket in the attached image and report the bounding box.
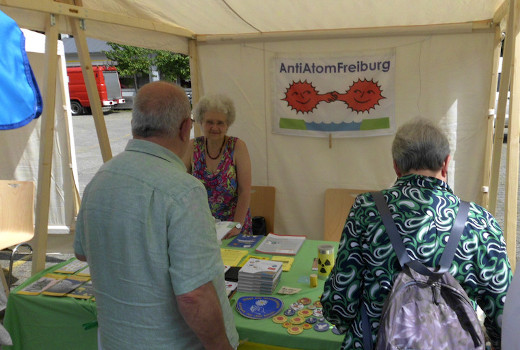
[321,174,512,350]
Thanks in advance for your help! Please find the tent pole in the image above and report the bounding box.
[504,0,519,268]
[0,0,194,39]
[32,14,60,274]
[70,18,113,162]
[197,21,491,44]
[481,26,503,208]
[56,41,81,217]
[189,39,202,137]
[489,0,516,215]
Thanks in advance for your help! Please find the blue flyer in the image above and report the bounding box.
[228,234,264,248]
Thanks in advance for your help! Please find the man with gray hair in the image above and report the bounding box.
[321,118,511,349]
[74,81,239,350]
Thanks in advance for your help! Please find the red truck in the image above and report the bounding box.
[67,66,125,115]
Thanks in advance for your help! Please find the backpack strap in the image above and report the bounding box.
[371,191,470,275]
[362,191,470,350]
[438,200,470,271]
[361,302,372,350]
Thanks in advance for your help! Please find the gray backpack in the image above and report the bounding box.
[361,191,486,350]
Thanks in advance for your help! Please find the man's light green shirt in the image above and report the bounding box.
[74,139,239,349]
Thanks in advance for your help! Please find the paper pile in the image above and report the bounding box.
[237,258,283,294]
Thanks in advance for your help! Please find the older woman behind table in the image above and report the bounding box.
[184,94,252,238]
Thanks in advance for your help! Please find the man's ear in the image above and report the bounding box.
[179,118,191,142]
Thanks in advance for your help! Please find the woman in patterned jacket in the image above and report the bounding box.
[321,118,512,349]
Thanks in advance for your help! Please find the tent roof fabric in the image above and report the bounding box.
[69,0,506,35]
[0,0,508,54]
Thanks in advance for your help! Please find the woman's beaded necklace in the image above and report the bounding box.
[206,136,226,160]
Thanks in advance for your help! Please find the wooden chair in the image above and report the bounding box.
[250,186,276,234]
[323,188,370,242]
[0,180,35,295]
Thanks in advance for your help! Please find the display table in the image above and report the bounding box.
[3,267,98,350]
[230,239,341,350]
[3,238,341,350]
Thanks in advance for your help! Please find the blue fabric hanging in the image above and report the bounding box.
[0,9,42,130]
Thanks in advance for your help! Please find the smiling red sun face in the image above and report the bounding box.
[343,79,385,113]
[282,80,320,113]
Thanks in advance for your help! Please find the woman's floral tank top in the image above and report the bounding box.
[192,136,252,234]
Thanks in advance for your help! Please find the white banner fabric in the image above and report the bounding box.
[272,50,396,138]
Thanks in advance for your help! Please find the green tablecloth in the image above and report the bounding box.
[228,238,342,350]
[3,258,98,350]
[3,238,342,350]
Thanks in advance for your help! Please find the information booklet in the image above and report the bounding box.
[54,259,88,274]
[42,275,90,297]
[238,258,283,294]
[228,234,264,248]
[239,258,283,279]
[225,281,238,298]
[255,233,306,256]
[75,266,90,277]
[220,248,248,266]
[66,280,95,300]
[270,256,295,272]
[237,255,270,267]
[215,221,240,243]
[17,273,65,295]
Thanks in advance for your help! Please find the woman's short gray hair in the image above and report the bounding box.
[392,118,450,173]
[131,82,191,138]
[193,94,236,125]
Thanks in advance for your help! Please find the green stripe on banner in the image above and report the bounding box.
[360,117,390,130]
[279,118,307,130]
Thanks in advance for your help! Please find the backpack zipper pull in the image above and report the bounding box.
[432,283,441,305]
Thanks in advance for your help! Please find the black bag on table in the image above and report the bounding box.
[252,216,267,236]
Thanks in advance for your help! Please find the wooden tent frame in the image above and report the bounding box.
[0,0,518,274]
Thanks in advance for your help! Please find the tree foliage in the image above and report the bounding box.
[154,50,190,82]
[104,43,190,82]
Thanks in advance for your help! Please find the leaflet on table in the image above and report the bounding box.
[215,221,240,243]
[42,275,91,297]
[220,248,248,266]
[228,234,264,248]
[54,259,88,274]
[225,281,238,298]
[239,258,283,277]
[237,278,280,294]
[66,280,95,299]
[237,255,294,271]
[255,233,306,255]
[270,256,295,272]
[238,272,282,285]
[17,273,66,295]
[75,266,90,277]
[237,255,270,267]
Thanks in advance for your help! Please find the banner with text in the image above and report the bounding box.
[272,50,395,137]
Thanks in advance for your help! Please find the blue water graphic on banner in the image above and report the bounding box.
[305,121,361,132]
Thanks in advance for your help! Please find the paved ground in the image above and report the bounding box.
[0,110,132,291]
[2,110,519,291]
[73,109,133,196]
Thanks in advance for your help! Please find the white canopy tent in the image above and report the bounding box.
[0,0,518,274]
[0,29,78,234]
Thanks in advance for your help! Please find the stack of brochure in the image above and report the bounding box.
[238,258,283,294]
